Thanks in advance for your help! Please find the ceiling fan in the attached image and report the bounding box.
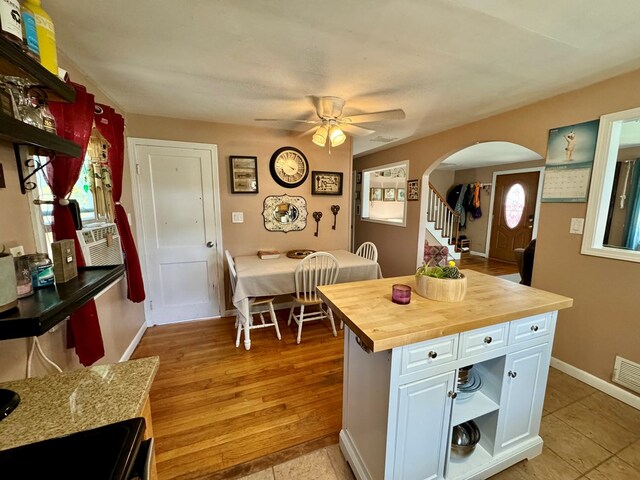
[255,96,405,147]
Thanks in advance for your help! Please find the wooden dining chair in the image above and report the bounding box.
[355,241,378,262]
[288,252,339,344]
[225,250,281,347]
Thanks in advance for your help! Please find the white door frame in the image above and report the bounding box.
[484,167,544,258]
[127,137,224,327]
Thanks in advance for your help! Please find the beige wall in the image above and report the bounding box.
[0,52,144,382]
[452,159,545,254]
[354,68,640,386]
[125,114,353,309]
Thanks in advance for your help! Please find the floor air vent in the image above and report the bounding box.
[612,355,640,394]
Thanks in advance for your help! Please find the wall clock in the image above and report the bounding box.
[269,147,309,188]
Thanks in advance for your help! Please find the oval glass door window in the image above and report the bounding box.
[505,184,525,228]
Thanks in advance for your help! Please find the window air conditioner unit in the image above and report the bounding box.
[76,223,124,266]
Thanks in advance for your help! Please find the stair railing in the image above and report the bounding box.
[426,183,460,247]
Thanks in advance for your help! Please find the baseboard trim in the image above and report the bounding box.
[469,250,487,257]
[119,322,147,362]
[550,357,640,410]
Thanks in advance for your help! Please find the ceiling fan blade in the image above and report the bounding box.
[341,109,406,124]
[339,123,376,136]
[297,125,319,137]
[254,118,320,125]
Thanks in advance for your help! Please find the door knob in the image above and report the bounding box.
[206,242,214,248]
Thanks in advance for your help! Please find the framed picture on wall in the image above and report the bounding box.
[397,187,405,202]
[356,172,362,184]
[311,171,343,195]
[370,187,383,201]
[383,188,396,201]
[407,179,419,201]
[230,156,258,193]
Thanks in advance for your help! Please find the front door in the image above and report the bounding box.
[489,171,539,263]
[133,141,221,324]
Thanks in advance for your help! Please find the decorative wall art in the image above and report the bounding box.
[407,179,420,201]
[542,119,600,202]
[230,155,258,193]
[262,194,308,233]
[356,172,362,184]
[370,187,383,201]
[383,188,396,202]
[311,171,343,195]
[397,187,405,202]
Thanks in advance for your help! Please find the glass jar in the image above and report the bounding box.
[14,255,33,298]
[28,253,54,289]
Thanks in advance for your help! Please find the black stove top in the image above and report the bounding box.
[0,417,145,479]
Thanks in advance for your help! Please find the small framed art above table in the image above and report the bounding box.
[230,155,258,193]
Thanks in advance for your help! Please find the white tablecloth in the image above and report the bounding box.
[233,249,380,304]
[232,250,381,348]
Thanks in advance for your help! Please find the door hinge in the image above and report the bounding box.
[136,164,141,175]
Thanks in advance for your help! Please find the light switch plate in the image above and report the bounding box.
[232,212,244,224]
[570,217,584,234]
[9,245,24,257]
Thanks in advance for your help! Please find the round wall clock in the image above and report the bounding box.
[269,147,309,188]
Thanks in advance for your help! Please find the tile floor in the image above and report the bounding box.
[239,367,640,480]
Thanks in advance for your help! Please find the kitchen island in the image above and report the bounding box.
[318,270,572,480]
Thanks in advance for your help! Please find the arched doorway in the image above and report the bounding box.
[417,141,543,267]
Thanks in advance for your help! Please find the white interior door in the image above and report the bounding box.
[132,141,221,325]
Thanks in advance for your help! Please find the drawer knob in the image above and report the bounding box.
[428,351,438,359]
[484,336,493,344]
[448,391,457,399]
[531,325,539,332]
[508,370,517,378]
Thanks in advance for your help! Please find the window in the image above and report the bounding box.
[360,160,409,227]
[504,183,525,228]
[30,127,113,253]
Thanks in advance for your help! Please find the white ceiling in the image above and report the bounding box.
[437,142,543,170]
[47,0,640,156]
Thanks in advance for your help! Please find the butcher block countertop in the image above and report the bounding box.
[317,270,573,352]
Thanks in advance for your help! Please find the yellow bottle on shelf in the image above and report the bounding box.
[21,0,57,74]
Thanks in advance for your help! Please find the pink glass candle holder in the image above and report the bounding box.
[392,284,411,305]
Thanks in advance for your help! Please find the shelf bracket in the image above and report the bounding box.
[14,144,54,194]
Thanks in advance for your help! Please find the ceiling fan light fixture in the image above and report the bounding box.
[329,125,346,147]
[312,125,328,147]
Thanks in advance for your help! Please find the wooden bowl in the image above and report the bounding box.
[415,274,467,302]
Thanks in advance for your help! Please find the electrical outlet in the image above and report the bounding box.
[9,245,25,257]
[232,212,244,224]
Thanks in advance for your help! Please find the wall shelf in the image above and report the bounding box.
[0,112,81,157]
[0,36,75,102]
[0,265,125,340]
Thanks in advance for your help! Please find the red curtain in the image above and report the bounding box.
[94,104,145,303]
[46,83,104,366]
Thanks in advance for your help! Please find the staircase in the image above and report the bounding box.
[425,183,462,260]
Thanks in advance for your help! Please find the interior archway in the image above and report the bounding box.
[417,141,543,272]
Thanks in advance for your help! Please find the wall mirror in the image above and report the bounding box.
[360,160,409,227]
[263,194,307,233]
[582,106,640,262]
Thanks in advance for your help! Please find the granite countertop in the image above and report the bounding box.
[0,356,159,451]
[318,270,573,352]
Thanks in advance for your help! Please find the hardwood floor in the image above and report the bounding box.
[459,253,519,276]
[132,254,516,479]
[132,311,344,480]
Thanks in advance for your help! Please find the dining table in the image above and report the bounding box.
[232,249,382,349]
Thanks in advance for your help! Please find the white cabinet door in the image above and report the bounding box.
[393,371,456,480]
[495,343,548,452]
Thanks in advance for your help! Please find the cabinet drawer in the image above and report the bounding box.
[460,322,509,359]
[400,334,458,376]
[509,314,550,345]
